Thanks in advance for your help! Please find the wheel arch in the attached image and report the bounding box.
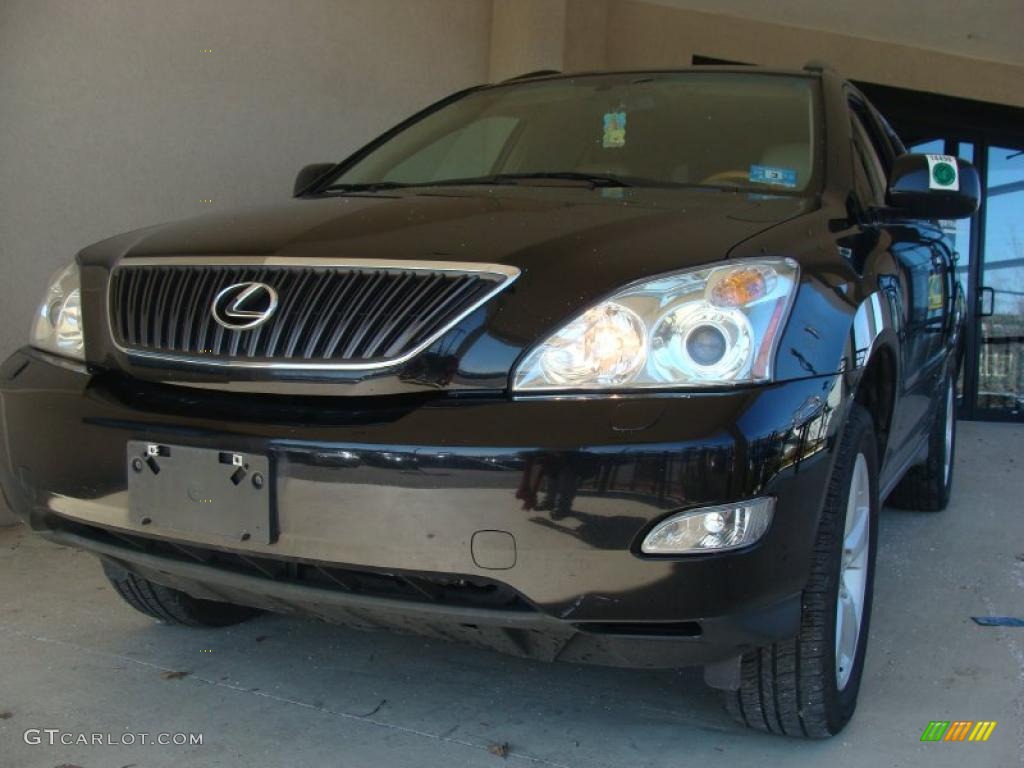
[851,342,898,467]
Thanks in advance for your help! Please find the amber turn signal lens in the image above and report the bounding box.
[709,268,768,308]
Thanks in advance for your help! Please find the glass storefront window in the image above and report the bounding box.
[977,145,1024,415]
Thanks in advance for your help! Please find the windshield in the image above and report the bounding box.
[327,73,821,194]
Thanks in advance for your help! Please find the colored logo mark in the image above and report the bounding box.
[920,721,997,742]
[932,162,957,187]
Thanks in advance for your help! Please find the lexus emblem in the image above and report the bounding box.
[211,282,279,330]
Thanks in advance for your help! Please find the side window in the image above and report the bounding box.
[876,111,906,157]
[851,100,895,175]
[850,112,887,206]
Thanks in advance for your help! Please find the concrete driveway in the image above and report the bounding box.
[1,421,1021,767]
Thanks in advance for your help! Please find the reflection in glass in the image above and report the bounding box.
[977,145,1024,414]
[908,139,975,403]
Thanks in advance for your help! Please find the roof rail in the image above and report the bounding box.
[502,69,561,82]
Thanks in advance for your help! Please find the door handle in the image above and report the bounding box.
[977,286,995,317]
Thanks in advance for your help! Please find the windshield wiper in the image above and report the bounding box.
[323,181,411,192]
[488,171,635,188]
[323,172,637,193]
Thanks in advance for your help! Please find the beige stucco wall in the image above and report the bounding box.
[486,0,1021,106]
[603,1,1022,108]
[0,0,492,524]
[489,0,568,81]
[489,0,613,80]
[644,0,1024,68]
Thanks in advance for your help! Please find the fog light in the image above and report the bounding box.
[640,498,775,554]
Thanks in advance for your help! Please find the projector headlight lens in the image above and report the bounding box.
[513,258,798,391]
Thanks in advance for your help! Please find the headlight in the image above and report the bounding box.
[513,257,798,391]
[30,262,85,361]
[640,498,775,554]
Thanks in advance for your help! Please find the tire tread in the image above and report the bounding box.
[102,559,258,627]
[725,405,876,738]
[888,376,954,512]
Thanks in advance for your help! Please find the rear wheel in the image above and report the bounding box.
[888,374,956,512]
[102,559,260,627]
[726,404,879,738]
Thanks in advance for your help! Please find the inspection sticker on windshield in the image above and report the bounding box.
[602,111,626,148]
[749,165,797,188]
[926,154,959,191]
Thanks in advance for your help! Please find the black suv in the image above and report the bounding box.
[1,67,977,737]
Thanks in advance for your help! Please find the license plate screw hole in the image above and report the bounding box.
[240,531,251,542]
[140,516,152,526]
[252,473,264,490]
[131,458,144,473]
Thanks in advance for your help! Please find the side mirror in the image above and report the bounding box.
[886,153,980,219]
[293,163,337,197]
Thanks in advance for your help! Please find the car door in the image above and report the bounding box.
[846,95,950,477]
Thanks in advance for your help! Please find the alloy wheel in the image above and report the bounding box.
[835,452,870,690]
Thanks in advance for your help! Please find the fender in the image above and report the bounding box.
[845,289,901,375]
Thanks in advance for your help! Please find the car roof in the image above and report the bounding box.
[493,65,826,87]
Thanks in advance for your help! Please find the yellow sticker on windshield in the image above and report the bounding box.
[603,111,626,148]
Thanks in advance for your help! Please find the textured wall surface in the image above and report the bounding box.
[0,0,491,524]
[645,0,1024,67]
[488,0,568,81]
[605,1,1022,107]
[0,0,491,361]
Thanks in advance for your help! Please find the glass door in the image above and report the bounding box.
[975,144,1024,418]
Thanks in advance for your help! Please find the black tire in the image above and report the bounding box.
[887,373,955,512]
[102,559,260,627]
[726,404,879,738]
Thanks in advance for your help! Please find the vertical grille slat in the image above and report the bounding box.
[108,261,514,367]
[282,269,334,359]
[342,272,414,359]
[368,273,444,357]
[321,271,385,359]
[112,271,129,343]
[207,268,233,356]
[302,271,359,359]
[165,268,191,351]
[382,277,454,358]
[151,267,174,349]
[124,268,143,344]
[385,276,486,354]
[182,269,210,353]
[194,268,225,356]
[137,269,159,346]
[263,269,313,358]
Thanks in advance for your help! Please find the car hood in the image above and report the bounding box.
[83,185,815,393]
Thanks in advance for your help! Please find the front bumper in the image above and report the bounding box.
[0,348,847,667]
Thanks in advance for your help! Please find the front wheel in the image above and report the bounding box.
[726,404,879,738]
[102,559,260,627]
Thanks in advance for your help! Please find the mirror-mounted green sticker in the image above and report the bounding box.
[926,154,959,191]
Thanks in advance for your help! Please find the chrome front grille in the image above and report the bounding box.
[108,258,518,368]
